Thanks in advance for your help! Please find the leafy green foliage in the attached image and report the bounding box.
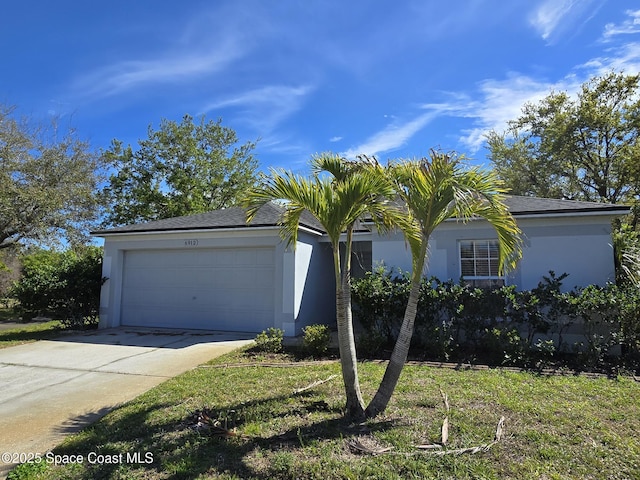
[6,458,48,479]
[302,324,331,357]
[11,247,104,328]
[0,246,21,302]
[100,114,258,226]
[0,104,101,249]
[254,327,284,353]
[488,72,640,205]
[353,268,640,371]
[613,222,640,287]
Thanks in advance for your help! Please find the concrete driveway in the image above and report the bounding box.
[0,328,253,477]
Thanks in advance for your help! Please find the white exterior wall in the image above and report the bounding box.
[372,214,618,290]
[98,227,332,336]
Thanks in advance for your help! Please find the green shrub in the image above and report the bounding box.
[302,324,331,357]
[357,327,387,358]
[351,265,411,342]
[352,268,640,371]
[567,282,640,368]
[254,327,284,353]
[11,246,105,328]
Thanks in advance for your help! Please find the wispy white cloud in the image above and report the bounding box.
[341,111,439,159]
[203,85,314,134]
[580,42,640,76]
[340,80,564,160]
[529,0,601,44]
[458,73,576,151]
[350,22,640,160]
[460,7,640,152]
[603,9,640,41]
[329,136,342,143]
[72,45,243,99]
[69,2,268,101]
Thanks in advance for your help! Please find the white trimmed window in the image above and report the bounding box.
[459,239,504,288]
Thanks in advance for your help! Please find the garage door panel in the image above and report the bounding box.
[252,268,276,285]
[121,247,275,332]
[212,250,235,266]
[255,248,275,265]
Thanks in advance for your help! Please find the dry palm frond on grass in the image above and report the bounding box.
[416,390,505,455]
[349,390,506,457]
[347,437,394,455]
[417,416,506,456]
[190,410,248,438]
[293,374,338,395]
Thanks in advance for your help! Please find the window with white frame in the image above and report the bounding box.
[459,239,504,288]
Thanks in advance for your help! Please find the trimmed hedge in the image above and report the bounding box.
[352,266,640,371]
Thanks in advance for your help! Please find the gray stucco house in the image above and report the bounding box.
[93,196,630,336]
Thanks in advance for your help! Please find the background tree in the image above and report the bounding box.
[101,114,258,226]
[0,104,101,249]
[0,247,21,304]
[487,72,640,205]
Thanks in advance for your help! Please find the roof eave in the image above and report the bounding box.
[510,208,631,219]
[91,223,325,237]
[439,207,631,222]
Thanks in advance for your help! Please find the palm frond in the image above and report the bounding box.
[389,150,523,274]
[310,152,359,183]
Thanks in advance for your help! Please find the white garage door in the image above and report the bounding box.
[121,247,275,332]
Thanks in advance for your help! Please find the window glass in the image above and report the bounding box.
[459,239,504,288]
[460,241,474,259]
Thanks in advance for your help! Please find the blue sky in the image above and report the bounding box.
[2,1,639,173]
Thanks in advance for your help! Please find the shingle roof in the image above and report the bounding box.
[92,196,630,236]
[502,195,630,216]
[91,202,326,235]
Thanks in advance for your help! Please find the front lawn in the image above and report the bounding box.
[10,346,640,480]
[0,319,63,349]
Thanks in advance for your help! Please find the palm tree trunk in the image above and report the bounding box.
[333,234,365,419]
[365,242,427,418]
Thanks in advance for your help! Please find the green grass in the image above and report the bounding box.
[0,320,63,348]
[9,346,640,480]
[0,307,64,348]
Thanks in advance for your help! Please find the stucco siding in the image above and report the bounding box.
[371,230,413,274]
[371,215,617,289]
[517,219,615,290]
[292,236,335,334]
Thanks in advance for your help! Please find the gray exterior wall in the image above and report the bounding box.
[291,236,335,334]
[372,213,619,290]
[98,227,333,336]
[97,210,621,337]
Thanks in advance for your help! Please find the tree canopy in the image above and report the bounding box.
[0,104,100,249]
[487,72,640,205]
[100,114,258,227]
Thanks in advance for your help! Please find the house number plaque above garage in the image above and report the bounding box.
[184,239,199,247]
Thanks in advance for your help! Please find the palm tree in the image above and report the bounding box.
[365,151,523,418]
[244,153,402,419]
